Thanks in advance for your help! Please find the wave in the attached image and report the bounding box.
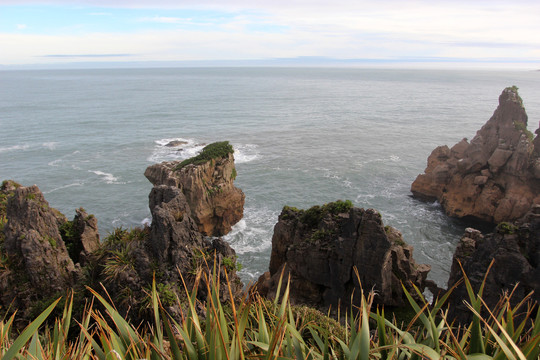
[224,206,278,254]
[233,143,260,164]
[42,142,58,150]
[141,217,152,226]
[147,137,204,163]
[48,159,62,167]
[43,182,84,194]
[148,137,261,164]
[0,144,29,153]
[88,170,124,184]
[0,142,59,154]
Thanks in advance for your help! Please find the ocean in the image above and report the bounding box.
[1,67,540,287]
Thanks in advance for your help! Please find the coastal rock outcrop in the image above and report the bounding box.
[0,181,80,319]
[445,207,540,322]
[145,141,245,236]
[1,143,245,327]
[411,87,540,223]
[255,201,430,310]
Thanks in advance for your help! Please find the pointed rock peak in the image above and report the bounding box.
[411,87,539,224]
[500,86,524,108]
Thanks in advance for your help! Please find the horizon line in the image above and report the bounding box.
[2,57,540,71]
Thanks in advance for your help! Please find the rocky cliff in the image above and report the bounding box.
[445,206,540,323]
[411,87,540,223]
[255,201,430,310]
[0,181,95,322]
[145,141,245,236]
[0,143,244,327]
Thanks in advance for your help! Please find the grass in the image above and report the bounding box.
[175,141,234,170]
[1,261,538,359]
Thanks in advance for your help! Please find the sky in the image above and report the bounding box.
[1,0,539,68]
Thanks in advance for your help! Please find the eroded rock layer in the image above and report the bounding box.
[0,143,245,327]
[411,87,540,223]
[445,206,540,323]
[256,202,430,310]
[145,151,245,236]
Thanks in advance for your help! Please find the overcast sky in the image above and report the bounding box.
[1,0,539,67]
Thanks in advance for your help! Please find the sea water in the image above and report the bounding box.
[1,67,540,287]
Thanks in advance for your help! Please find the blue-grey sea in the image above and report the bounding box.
[1,67,540,287]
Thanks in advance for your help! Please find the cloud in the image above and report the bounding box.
[139,16,192,24]
[16,24,27,30]
[42,54,133,58]
[1,0,539,66]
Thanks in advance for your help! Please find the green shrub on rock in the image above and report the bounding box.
[174,141,234,170]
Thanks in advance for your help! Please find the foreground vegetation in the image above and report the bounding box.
[1,262,538,360]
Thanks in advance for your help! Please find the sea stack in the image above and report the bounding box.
[411,87,540,223]
[255,201,431,310]
[145,141,245,236]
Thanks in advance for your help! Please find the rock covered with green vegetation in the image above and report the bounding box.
[412,87,540,223]
[0,177,243,329]
[255,201,431,311]
[145,141,245,236]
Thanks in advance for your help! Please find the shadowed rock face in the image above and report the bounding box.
[411,87,540,224]
[445,206,540,323]
[1,183,80,315]
[145,152,245,236]
[255,203,430,310]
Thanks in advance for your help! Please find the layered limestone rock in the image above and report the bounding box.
[145,141,245,236]
[0,181,80,316]
[255,202,431,310]
[411,87,540,223]
[445,207,540,323]
[1,170,244,326]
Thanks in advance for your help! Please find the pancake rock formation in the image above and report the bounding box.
[445,206,540,323]
[255,201,431,310]
[0,181,94,321]
[0,143,244,326]
[145,141,245,236]
[411,87,540,223]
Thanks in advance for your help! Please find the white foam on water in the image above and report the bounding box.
[224,206,278,254]
[141,217,152,226]
[42,142,58,150]
[389,155,401,162]
[88,170,124,184]
[148,138,261,165]
[0,144,29,153]
[147,137,204,163]
[233,143,260,163]
[44,182,84,194]
[48,159,62,167]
